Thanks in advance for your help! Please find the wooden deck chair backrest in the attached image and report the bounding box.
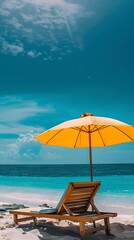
[56,181,101,215]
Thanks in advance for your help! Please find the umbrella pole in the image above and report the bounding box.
[88,126,93,181]
[88,126,96,229]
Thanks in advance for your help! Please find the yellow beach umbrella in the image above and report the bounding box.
[35,113,134,181]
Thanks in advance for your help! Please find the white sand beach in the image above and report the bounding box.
[0,204,134,240]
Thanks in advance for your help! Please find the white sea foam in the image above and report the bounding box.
[0,185,62,207]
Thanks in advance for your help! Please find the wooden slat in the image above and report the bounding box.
[70,192,92,197]
[71,209,86,214]
[72,186,95,193]
[60,208,87,215]
[69,205,86,210]
[67,201,88,207]
[70,190,93,196]
[72,182,101,187]
[69,193,91,201]
[72,190,94,196]
[67,198,89,204]
[70,206,86,211]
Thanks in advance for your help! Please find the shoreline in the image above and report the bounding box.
[1,187,134,215]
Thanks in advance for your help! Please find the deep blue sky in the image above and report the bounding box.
[0,0,134,164]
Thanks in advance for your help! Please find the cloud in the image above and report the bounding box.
[9,17,22,29]
[27,50,42,58]
[1,40,24,56]
[17,131,41,160]
[1,0,22,11]
[0,95,56,163]
[0,96,54,122]
[0,0,94,60]
[0,96,55,134]
[46,151,63,160]
[0,131,42,162]
[0,131,63,163]
[0,8,10,16]
[0,123,43,135]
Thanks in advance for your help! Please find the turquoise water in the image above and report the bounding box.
[0,164,134,215]
[0,175,134,194]
[0,175,134,215]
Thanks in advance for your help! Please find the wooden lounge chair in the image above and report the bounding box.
[10,181,117,239]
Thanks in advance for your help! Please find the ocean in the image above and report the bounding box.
[0,164,134,215]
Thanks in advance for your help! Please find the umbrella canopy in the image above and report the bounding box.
[35,113,134,180]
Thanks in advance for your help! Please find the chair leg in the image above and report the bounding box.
[13,214,18,224]
[104,218,111,235]
[93,221,96,233]
[79,222,86,240]
[33,217,37,223]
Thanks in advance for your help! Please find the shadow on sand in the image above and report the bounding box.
[17,219,134,240]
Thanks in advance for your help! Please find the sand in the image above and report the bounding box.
[0,204,134,240]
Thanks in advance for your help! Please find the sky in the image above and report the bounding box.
[0,0,134,165]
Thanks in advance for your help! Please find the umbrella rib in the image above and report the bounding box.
[73,125,108,133]
[91,125,106,146]
[91,125,108,133]
[74,127,83,148]
[45,129,63,144]
[71,127,88,133]
[113,126,134,140]
[96,128,106,146]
